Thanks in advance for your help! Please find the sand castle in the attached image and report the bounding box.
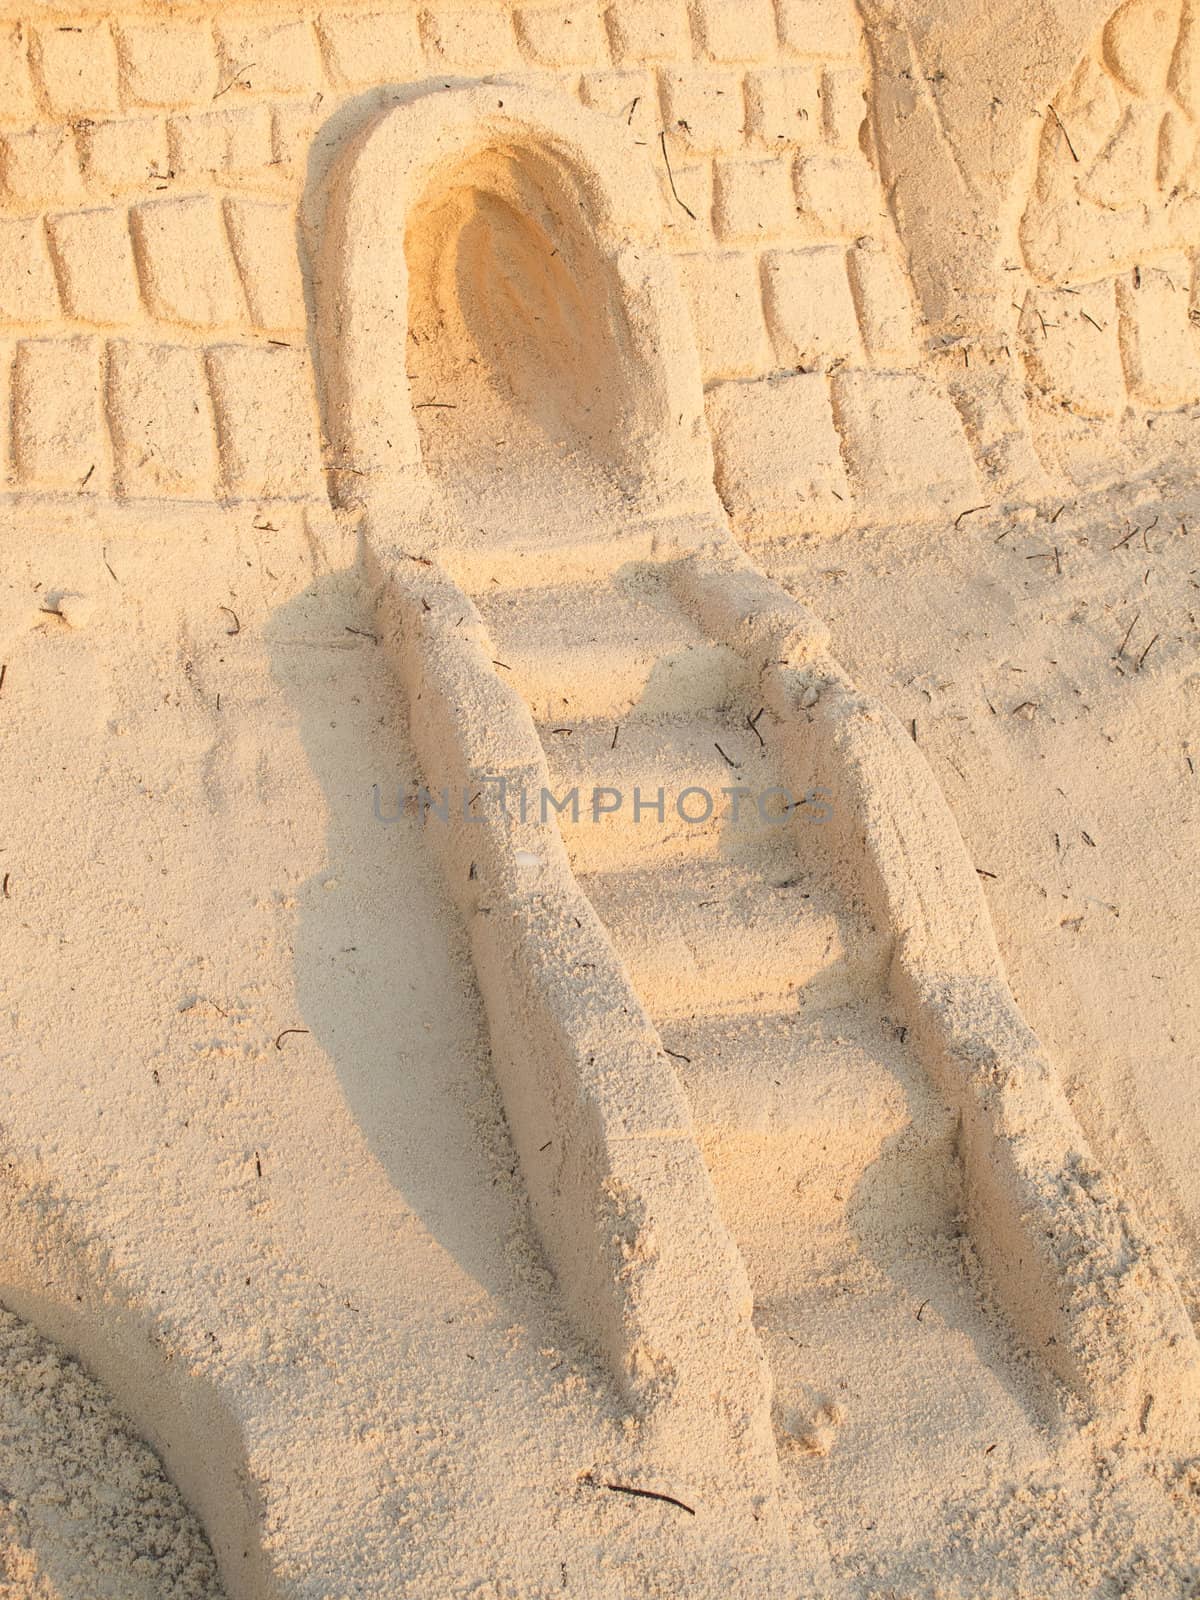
[1,2,1198,1595]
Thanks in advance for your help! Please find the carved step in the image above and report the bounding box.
[541,712,780,871]
[580,856,889,1022]
[439,513,662,593]
[474,577,753,722]
[660,1003,911,1142]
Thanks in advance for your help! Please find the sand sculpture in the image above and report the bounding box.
[0,2,1197,1595]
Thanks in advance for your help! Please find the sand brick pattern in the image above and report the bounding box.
[47,205,143,324]
[32,19,122,117]
[707,371,850,535]
[0,0,954,522]
[317,10,423,86]
[11,335,102,489]
[117,18,221,106]
[0,216,59,323]
[761,246,862,369]
[106,339,218,497]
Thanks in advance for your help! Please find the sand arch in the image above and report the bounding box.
[316,82,716,516]
[403,140,633,463]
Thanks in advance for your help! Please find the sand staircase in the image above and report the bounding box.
[316,79,1200,1522]
[452,532,1057,1506]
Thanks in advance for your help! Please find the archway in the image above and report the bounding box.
[402,137,632,518]
[315,83,717,529]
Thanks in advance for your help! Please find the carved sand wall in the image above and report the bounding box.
[861,0,1200,490]
[0,0,981,534]
[1019,0,1200,442]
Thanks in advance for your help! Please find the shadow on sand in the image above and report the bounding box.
[265,558,549,1305]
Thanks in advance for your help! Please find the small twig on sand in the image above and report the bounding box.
[274,1028,309,1050]
[1048,104,1079,162]
[954,503,991,528]
[659,130,696,221]
[714,741,739,769]
[603,1483,695,1516]
[1136,633,1160,671]
[1116,610,1140,658]
[214,61,255,98]
[746,707,765,746]
[219,605,241,636]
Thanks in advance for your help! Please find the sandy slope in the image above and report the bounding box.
[0,470,1196,1595]
[765,470,1200,1300]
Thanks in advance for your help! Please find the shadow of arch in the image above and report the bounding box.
[0,1156,277,1600]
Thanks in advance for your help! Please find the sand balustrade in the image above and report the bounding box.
[313,78,1200,1511]
[680,540,1200,1448]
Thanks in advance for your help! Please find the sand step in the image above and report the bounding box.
[674,1004,1044,1520]
[580,857,889,1021]
[756,1262,1049,1535]
[688,1003,963,1317]
[661,1001,953,1227]
[439,517,660,594]
[474,576,753,722]
[540,713,781,871]
[659,1003,908,1141]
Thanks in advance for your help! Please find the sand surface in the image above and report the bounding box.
[1,1,1199,1593]
[0,474,1197,1595]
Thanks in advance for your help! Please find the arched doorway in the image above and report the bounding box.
[316,83,718,533]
